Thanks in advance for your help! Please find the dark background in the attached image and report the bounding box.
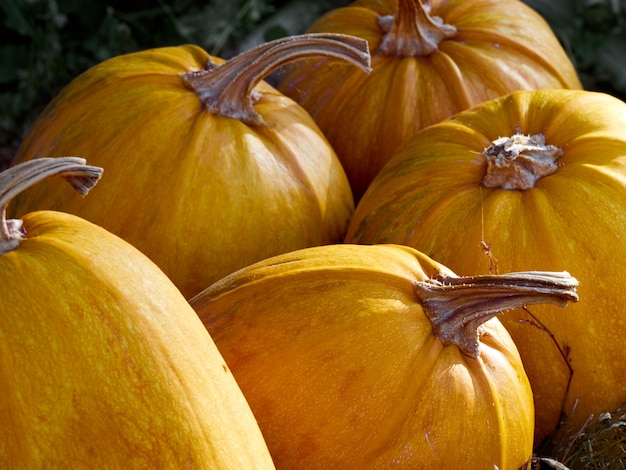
[2,0,625,170]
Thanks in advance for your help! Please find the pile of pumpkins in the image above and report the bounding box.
[2,0,625,468]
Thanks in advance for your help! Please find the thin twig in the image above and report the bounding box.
[519,306,574,442]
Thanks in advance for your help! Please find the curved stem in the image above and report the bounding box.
[183,33,371,126]
[377,0,457,57]
[415,270,579,358]
[0,157,103,255]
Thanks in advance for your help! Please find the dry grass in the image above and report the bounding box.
[534,404,626,469]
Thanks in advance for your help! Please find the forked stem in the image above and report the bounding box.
[183,33,371,125]
[415,271,579,357]
[0,158,103,255]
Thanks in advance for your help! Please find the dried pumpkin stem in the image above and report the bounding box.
[183,33,371,126]
[482,132,563,190]
[0,158,103,255]
[378,0,457,56]
[415,271,579,358]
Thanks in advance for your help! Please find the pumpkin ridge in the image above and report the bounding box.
[202,265,430,306]
[308,7,382,49]
[192,244,448,304]
[450,29,578,89]
[365,336,444,463]
[51,47,208,103]
[251,117,320,198]
[471,350,519,468]
[428,50,473,111]
[95,44,209,76]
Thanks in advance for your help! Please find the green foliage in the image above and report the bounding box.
[2,0,625,155]
[0,0,281,145]
[550,405,626,469]
[522,0,626,97]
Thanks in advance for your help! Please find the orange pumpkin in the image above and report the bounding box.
[9,34,370,299]
[0,158,275,468]
[277,0,582,201]
[192,243,578,468]
[345,89,626,445]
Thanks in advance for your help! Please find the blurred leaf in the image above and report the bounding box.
[596,33,626,92]
[263,24,289,42]
[0,45,28,83]
[523,0,626,98]
[0,0,286,147]
[1,0,36,37]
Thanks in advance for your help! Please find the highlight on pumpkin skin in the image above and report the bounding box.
[0,157,103,255]
[183,33,372,126]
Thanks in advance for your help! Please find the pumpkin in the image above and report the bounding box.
[191,243,578,468]
[0,158,275,469]
[276,0,582,201]
[345,89,626,446]
[9,33,370,299]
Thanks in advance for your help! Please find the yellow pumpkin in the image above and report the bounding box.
[191,243,578,469]
[345,89,626,446]
[0,158,275,469]
[277,0,582,201]
[9,34,370,299]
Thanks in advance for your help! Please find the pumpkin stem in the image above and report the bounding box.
[482,132,563,190]
[415,270,578,358]
[183,33,371,126]
[0,158,103,255]
[377,0,457,56]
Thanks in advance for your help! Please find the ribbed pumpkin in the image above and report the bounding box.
[0,158,275,469]
[9,34,370,299]
[346,89,626,445]
[277,0,582,201]
[191,243,578,469]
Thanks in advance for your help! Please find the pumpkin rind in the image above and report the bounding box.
[345,89,626,444]
[277,0,583,201]
[0,160,275,468]
[191,243,577,468]
[9,35,369,299]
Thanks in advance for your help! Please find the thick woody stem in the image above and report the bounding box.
[0,158,103,255]
[482,132,563,190]
[415,271,579,357]
[378,0,457,57]
[183,33,371,126]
